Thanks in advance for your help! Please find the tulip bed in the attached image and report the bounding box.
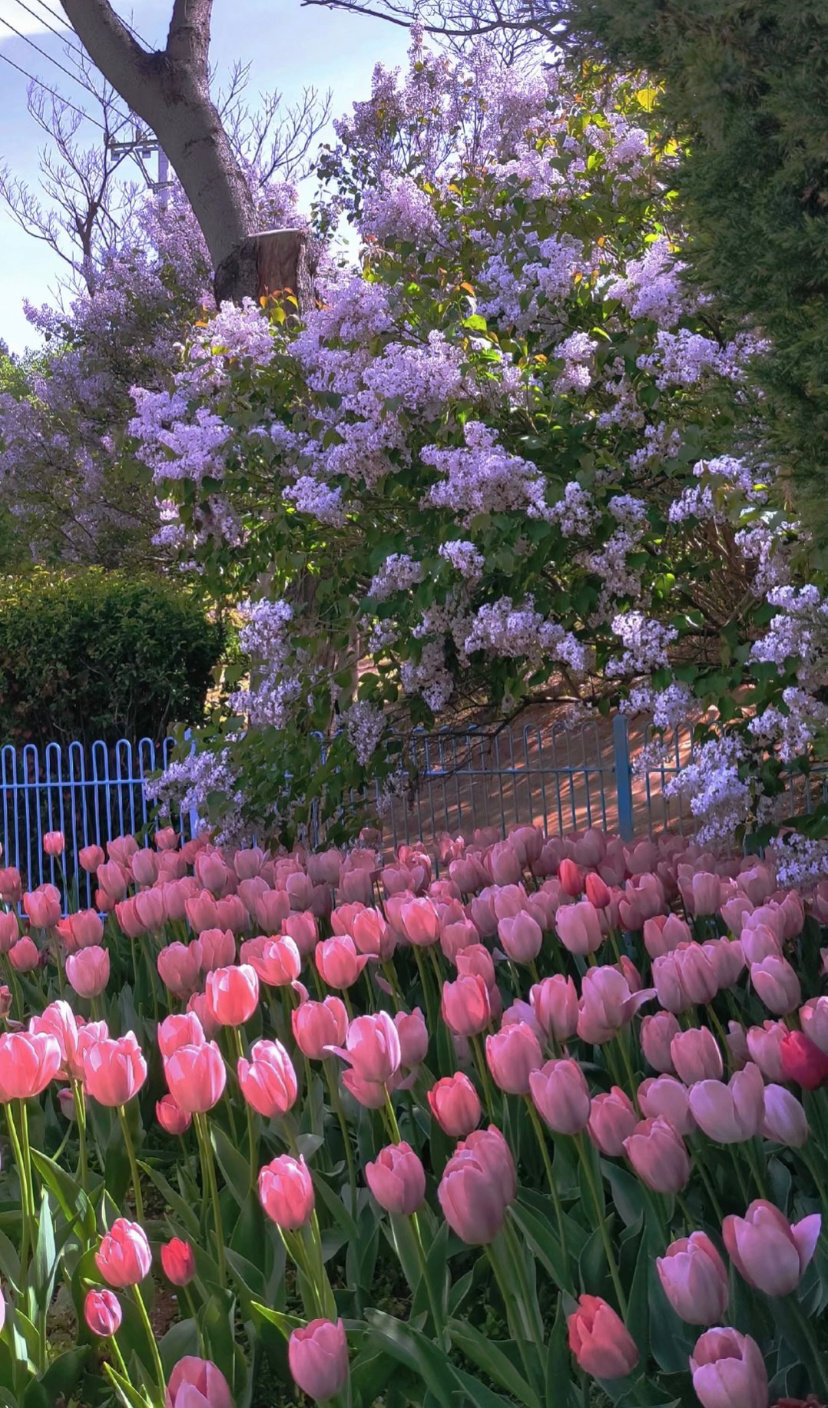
[0,824,826,1408]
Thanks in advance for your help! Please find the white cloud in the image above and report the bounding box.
[0,0,68,39]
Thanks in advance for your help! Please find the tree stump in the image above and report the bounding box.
[213,227,314,309]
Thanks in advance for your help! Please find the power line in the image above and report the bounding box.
[0,45,107,130]
[0,12,135,126]
[8,0,87,60]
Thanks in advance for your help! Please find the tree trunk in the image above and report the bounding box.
[59,0,255,280]
[214,228,316,306]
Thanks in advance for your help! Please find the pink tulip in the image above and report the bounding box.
[529,1058,590,1134]
[158,1013,205,1058]
[288,1319,349,1404]
[283,911,319,956]
[688,1063,765,1143]
[164,1040,226,1113]
[394,1008,428,1068]
[154,827,179,851]
[690,1328,768,1408]
[428,1072,481,1138]
[680,871,722,917]
[156,1094,191,1135]
[315,934,368,989]
[638,1076,696,1136]
[78,844,105,873]
[129,848,158,887]
[556,900,602,954]
[42,830,65,857]
[240,934,301,987]
[133,887,167,933]
[205,963,259,1026]
[441,973,492,1036]
[66,945,110,999]
[9,938,40,972]
[258,1154,315,1229]
[739,924,780,966]
[530,974,579,1042]
[558,858,584,898]
[656,1233,729,1325]
[800,995,828,1056]
[651,953,692,1014]
[194,927,236,972]
[723,1200,821,1296]
[585,872,611,908]
[0,1031,61,1101]
[643,913,692,959]
[0,911,17,954]
[234,846,266,881]
[366,1141,426,1215]
[750,956,801,1015]
[238,1039,298,1117]
[486,1022,543,1094]
[623,1116,691,1192]
[439,917,479,961]
[497,912,543,964]
[587,1087,637,1156]
[95,1218,151,1287]
[97,861,129,902]
[215,894,247,934]
[673,943,719,1005]
[157,941,201,999]
[351,908,395,959]
[292,997,348,1060]
[161,1237,196,1286]
[397,897,439,947]
[640,1011,680,1073]
[761,1084,809,1147]
[577,966,653,1044]
[488,841,522,886]
[68,909,104,950]
[29,1000,81,1079]
[23,887,61,929]
[438,1126,514,1244]
[670,1028,723,1085]
[82,1032,147,1107]
[334,1011,401,1084]
[185,890,221,935]
[85,1287,122,1337]
[252,888,291,934]
[745,1021,787,1082]
[779,1029,828,1089]
[286,872,316,911]
[567,1295,639,1380]
[165,1357,233,1408]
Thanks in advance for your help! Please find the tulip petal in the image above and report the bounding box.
[791,1213,822,1272]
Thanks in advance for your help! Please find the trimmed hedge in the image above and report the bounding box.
[0,570,224,748]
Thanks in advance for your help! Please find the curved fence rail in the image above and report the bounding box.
[1,719,824,902]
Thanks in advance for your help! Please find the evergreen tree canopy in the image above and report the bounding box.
[548,1,828,535]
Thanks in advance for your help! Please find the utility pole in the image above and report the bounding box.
[107,128,171,206]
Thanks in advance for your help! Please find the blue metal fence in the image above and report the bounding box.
[0,719,824,896]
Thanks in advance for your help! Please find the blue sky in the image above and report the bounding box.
[0,0,408,353]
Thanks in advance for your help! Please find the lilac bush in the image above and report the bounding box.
[132,38,826,864]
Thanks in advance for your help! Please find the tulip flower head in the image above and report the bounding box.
[95,1218,151,1287]
[84,1288,122,1337]
[567,1295,639,1380]
[288,1319,349,1404]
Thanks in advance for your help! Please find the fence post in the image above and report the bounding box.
[612,714,635,842]
[184,729,200,841]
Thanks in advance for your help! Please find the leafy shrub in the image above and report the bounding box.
[0,569,224,747]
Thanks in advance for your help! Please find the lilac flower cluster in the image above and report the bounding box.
[606,612,678,677]
[422,423,548,522]
[438,540,485,582]
[368,554,424,602]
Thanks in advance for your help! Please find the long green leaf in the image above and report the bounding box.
[448,1320,540,1408]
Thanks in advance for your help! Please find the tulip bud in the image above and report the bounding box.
[723,1200,821,1297]
[670,1027,723,1085]
[156,1093,192,1135]
[689,1329,768,1408]
[366,1142,426,1215]
[258,1154,315,1229]
[761,1083,809,1147]
[161,1237,196,1286]
[529,1058,590,1134]
[84,1288,122,1337]
[238,1039,298,1118]
[166,1358,233,1408]
[640,1011,680,1073]
[205,963,259,1026]
[486,1022,542,1095]
[656,1233,729,1325]
[95,1218,151,1287]
[427,1072,481,1138]
[623,1116,690,1193]
[66,945,110,999]
[567,1295,639,1380]
[587,1087,637,1156]
[288,1319,349,1404]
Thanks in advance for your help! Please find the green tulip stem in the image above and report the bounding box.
[383,1091,402,1145]
[574,1132,628,1317]
[230,1025,258,1185]
[117,1104,144,1223]
[470,1035,498,1124]
[107,1332,131,1384]
[73,1080,88,1187]
[409,1209,443,1333]
[133,1282,167,1403]
[524,1097,569,1283]
[194,1112,226,1284]
[324,1060,358,1216]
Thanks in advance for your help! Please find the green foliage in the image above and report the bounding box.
[553,0,828,533]
[0,569,224,748]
